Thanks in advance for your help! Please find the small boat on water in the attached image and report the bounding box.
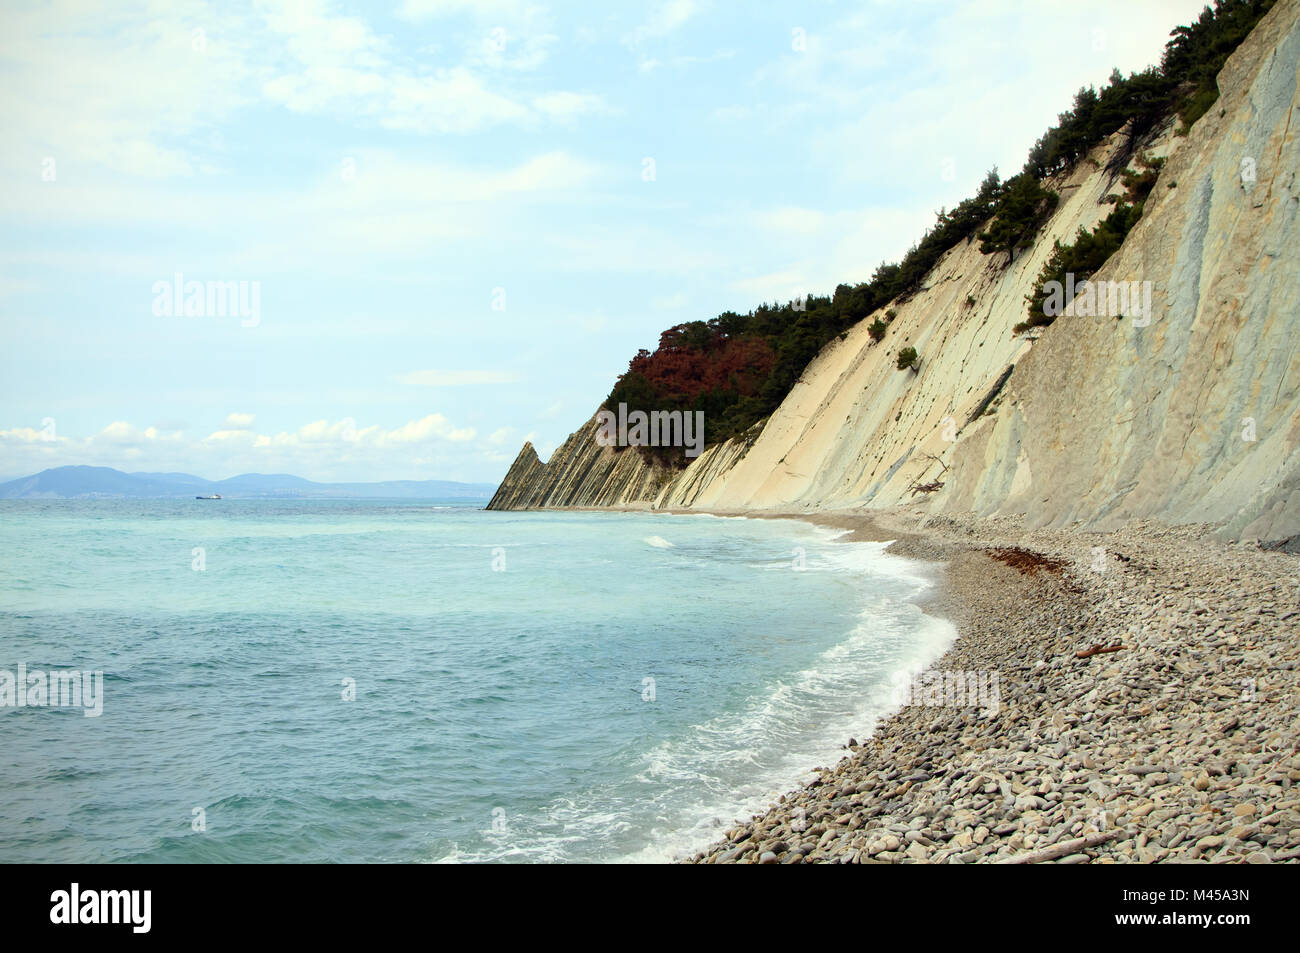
[195,493,222,500]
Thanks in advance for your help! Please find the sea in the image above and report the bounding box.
[0,500,955,863]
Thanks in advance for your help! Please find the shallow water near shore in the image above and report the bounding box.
[0,500,953,863]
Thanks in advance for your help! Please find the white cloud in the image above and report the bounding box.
[532,91,611,121]
[466,31,560,72]
[377,69,532,134]
[0,0,611,197]
[383,414,476,443]
[0,425,59,444]
[223,412,255,428]
[262,66,388,114]
[0,1,255,180]
[638,48,734,73]
[0,148,600,269]
[397,0,540,21]
[257,3,591,133]
[1,412,490,478]
[233,414,479,449]
[257,0,534,135]
[626,0,700,45]
[92,421,182,445]
[261,0,387,67]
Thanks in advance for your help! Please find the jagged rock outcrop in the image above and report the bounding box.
[489,0,1300,541]
[486,413,674,509]
[486,442,548,509]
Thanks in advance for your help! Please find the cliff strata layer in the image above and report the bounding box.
[490,0,1299,542]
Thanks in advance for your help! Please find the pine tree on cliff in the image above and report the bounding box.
[978,173,1059,266]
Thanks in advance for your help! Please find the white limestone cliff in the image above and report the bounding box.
[490,0,1299,543]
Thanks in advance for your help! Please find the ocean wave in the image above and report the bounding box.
[432,534,955,865]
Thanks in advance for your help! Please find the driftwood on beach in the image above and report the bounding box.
[996,829,1126,864]
[1074,642,1127,659]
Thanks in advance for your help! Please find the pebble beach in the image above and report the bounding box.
[687,509,1300,864]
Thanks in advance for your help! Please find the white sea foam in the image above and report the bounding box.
[433,526,957,865]
[613,549,955,863]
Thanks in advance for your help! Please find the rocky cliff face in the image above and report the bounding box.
[489,0,1300,542]
[942,2,1300,541]
[486,413,676,510]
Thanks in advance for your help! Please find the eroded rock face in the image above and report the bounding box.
[490,0,1300,539]
[944,0,1300,541]
[486,414,675,510]
[485,442,546,510]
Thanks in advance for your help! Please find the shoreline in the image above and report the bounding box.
[662,506,1300,864]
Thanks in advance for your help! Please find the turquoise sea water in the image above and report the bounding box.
[0,500,953,863]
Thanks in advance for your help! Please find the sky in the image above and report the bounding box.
[0,0,1213,484]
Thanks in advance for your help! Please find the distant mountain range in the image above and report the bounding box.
[0,466,497,500]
